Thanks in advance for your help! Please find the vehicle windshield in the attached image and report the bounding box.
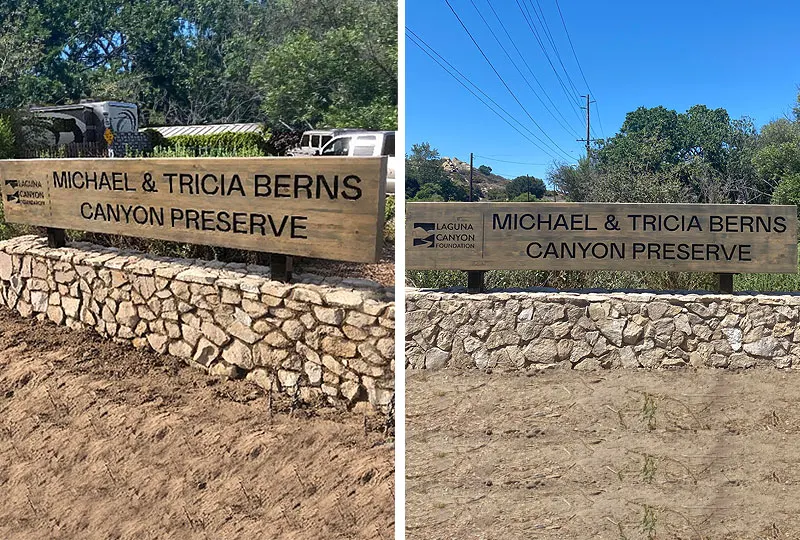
[321,137,350,156]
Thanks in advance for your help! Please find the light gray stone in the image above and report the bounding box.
[278,369,300,388]
[201,321,229,346]
[30,290,48,313]
[743,336,779,358]
[0,252,13,281]
[146,333,169,354]
[222,339,253,369]
[168,340,193,358]
[622,321,644,344]
[340,380,361,402]
[116,301,139,328]
[524,340,559,364]
[210,361,243,379]
[324,289,363,308]
[46,305,64,325]
[425,347,450,369]
[597,318,626,347]
[304,362,322,385]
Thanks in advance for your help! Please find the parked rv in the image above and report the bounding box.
[31,101,139,145]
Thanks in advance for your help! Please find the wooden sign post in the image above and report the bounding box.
[407,202,798,291]
[0,157,387,270]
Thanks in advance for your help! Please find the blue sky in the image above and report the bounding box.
[406,0,800,182]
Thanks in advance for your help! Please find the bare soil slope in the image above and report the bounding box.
[0,309,394,540]
[407,368,800,539]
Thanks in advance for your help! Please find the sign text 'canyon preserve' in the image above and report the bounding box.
[0,157,387,263]
[406,202,798,273]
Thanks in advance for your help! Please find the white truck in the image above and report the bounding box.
[318,131,397,194]
[287,128,362,156]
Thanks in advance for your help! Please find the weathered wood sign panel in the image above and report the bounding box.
[407,202,798,273]
[0,157,387,262]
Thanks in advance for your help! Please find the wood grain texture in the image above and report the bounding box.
[406,202,798,273]
[0,157,387,263]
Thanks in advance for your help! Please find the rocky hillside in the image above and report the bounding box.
[441,157,509,199]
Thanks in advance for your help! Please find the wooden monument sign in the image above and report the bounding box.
[0,157,387,263]
[406,202,798,273]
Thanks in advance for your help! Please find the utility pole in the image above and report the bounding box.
[469,152,474,202]
[466,151,483,292]
[526,173,530,202]
[577,94,597,159]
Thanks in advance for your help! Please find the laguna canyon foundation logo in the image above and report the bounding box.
[412,221,476,249]
[412,222,436,248]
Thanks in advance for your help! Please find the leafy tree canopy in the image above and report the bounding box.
[505,175,546,200]
[0,0,397,129]
[406,142,468,202]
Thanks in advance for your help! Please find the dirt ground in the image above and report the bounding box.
[407,368,800,540]
[0,309,394,540]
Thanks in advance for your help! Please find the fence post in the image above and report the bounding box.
[467,270,485,293]
[717,273,734,294]
[270,254,293,283]
[46,228,66,248]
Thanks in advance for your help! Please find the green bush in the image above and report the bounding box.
[142,128,169,150]
[771,173,800,211]
[407,269,720,292]
[383,195,395,243]
[151,143,263,158]
[0,116,14,159]
[161,130,271,156]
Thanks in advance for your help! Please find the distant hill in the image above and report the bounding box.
[440,157,509,199]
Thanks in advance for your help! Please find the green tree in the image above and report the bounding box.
[595,104,759,203]
[549,157,596,202]
[251,0,396,130]
[753,118,800,199]
[0,0,397,129]
[771,173,800,210]
[485,186,507,200]
[406,142,468,201]
[478,164,492,175]
[599,106,681,172]
[505,175,546,200]
[0,116,14,158]
[0,8,44,108]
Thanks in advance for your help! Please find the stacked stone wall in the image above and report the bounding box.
[0,236,394,410]
[406,288,800,371]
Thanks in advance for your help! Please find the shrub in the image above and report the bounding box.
[383,195,395,243]
[142,128,169,150]
[0,116,14,159]
[161,130,271,156]
[771,173,800,213]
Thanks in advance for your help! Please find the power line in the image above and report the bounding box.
[528,0,583,99]
[593,99,607,140]
[407,29,569,162]
[406,29,563,161]
[474,155,549,165]
[443,0,575,161]
[554,0,605,139]
[514,0,583,124]
[479,0,581,139]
